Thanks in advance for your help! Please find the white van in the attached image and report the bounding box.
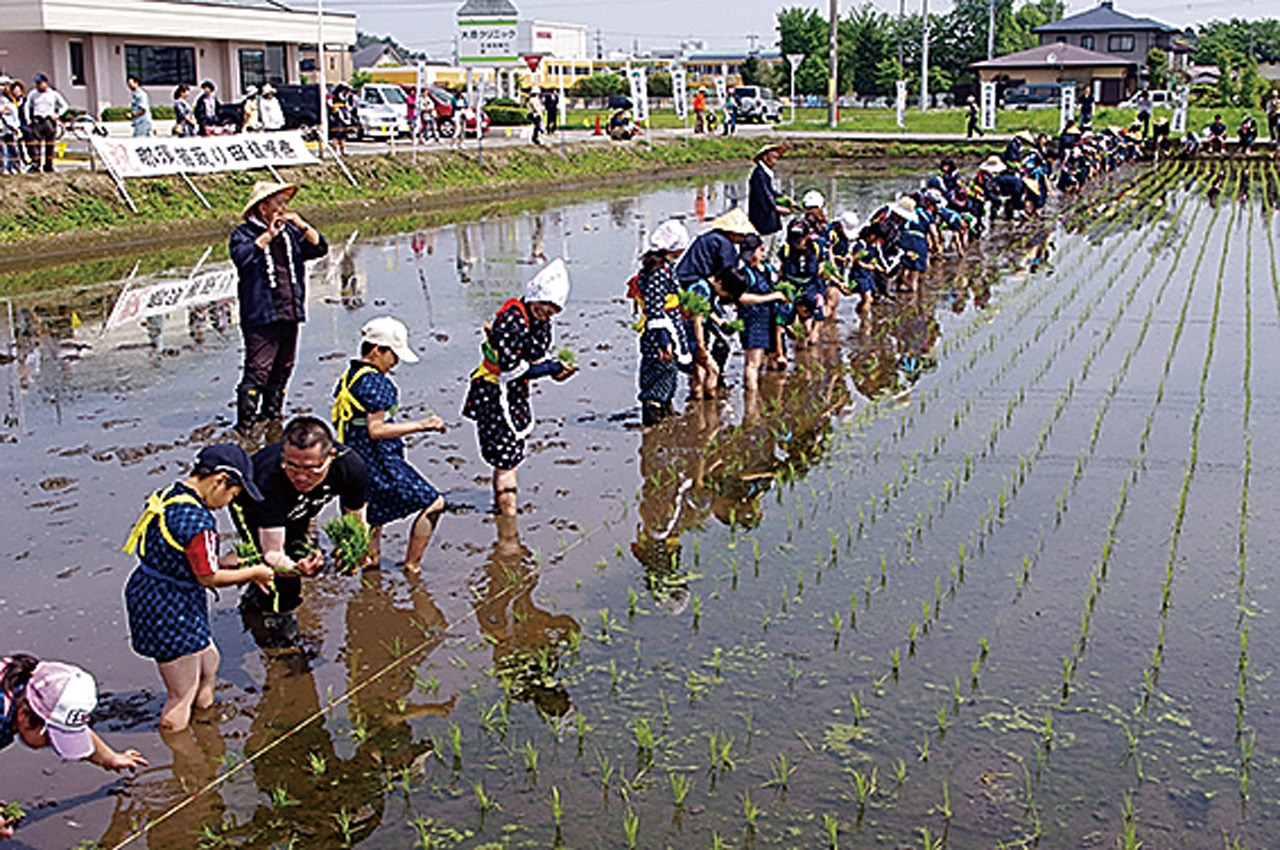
[357,83,410,138]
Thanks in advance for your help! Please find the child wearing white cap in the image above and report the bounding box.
[0,654,147,834]
[635,220,693,425]
[332,317,447,572]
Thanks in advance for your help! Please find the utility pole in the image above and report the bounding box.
[746,33,759,53]
[987,0,995,60]
[919,0,929,111]
[596,29,603,60]
[317,0,327,158]
[897,0,904,70]
[827,0,838,128]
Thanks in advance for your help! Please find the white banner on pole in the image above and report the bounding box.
[627,68,649,122]
[1171,86,1189,135]
[91,131,318,179]
[980,81,998,131]
[1059,82,1076,133]
[714,76,728,108]
[895,80,907,129]
[105,269,237,330]
[672,68,688,120]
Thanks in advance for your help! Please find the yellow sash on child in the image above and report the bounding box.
[122,487,202,557]
[332,364,378,442]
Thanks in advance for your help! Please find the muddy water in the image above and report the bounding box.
[1,162,1274,849]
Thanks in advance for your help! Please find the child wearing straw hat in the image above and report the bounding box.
[229,181,328,435]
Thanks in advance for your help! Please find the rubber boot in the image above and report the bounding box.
[259,384,286,422]
[236,386,261,435]
[642,401,663,427]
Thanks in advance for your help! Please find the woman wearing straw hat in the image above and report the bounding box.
[229,181,329,435]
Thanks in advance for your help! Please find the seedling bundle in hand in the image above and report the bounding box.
[1,801,25,825]
[678,289,712,318]
[722,319,745,334]
[324,513,372,574]
[234,540,262,566]
[557,348,578,368]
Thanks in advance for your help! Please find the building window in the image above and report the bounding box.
[1108,34,1135,52]
[240,48,265,92]
[1056,36,1067,43]
[69,41,84,86]
[1081,34,1095,50]
[125,45,196,85]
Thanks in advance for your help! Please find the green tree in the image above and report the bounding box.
[1238,61,1262,108]
[873,57,904,97]
[841,3,895,96]
[741,56,776,88]
[1146,47,1169,89]
[647,72,672,98]
[777,6,832,94]
[571,72,627,98]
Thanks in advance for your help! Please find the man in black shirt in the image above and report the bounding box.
[232,416,368,615]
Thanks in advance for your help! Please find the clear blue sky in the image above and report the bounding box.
[332,0,1265,61]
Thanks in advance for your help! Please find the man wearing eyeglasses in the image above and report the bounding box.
[231,416,367,617]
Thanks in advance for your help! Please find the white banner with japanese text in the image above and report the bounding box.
[980,81,998,131]
[1059,83,1076,133]
[90,131,318,180]
[672,68,688,121]
[627,68,650,123]
[105,268,237,330]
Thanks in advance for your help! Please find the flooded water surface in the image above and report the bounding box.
[1,161,1278,849]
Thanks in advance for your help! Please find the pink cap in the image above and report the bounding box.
[26,662,97,761]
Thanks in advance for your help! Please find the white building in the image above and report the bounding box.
[516,20,586,61]
[0,0,356,116]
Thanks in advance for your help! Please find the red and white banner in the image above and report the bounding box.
[105,268,237,329]
[91,130,318,179]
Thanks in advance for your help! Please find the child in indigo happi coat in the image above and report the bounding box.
[463,259,578,516]
[635,220,693,426]
[124,444,274,731]
[333,317,447,573]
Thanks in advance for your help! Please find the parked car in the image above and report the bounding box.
[1001,83,1065,108]
[732,86,783,123]
[356,83,409,139]
[215,85,328,136]
[1118,89,1174,109]
[421,86,490,137]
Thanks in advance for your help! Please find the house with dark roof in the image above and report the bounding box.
[353,42,405,70]
[1033,0,1187,72]
[971,42,1137,104]
[0,0,355,117]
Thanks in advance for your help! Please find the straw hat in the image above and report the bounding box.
[1015,130,1035,142]
[978,155,1007,174]
[708,207,757,236]
[753,142,786,162]
[242,181,297,219]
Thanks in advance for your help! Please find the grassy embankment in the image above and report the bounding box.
[0,135,991,282]
[566,106,1268,135]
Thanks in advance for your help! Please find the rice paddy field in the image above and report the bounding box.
[1,158,1278,849]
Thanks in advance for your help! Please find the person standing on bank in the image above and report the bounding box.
[332,317,446,573]
[194,80,219,136]
[965,94,982,138]
[126,75,152,137]
[22,73,67,173]
[463,259,577,516]
[123,444,274,732]
[748,143,793,252]
[173,85,198,137]
[229,181,328,435]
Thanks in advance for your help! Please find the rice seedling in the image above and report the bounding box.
[765,752,797,790]
[670,772,691,807]
[742,790,761,828]
[307,751,327,776]
[332,808,356,846]
[522,740,539,777]
[449,723,462,767]
[939,779,953,821]
[268,785,296,808]
[851,766,877,810]
[824,812,840,847]
[622,808,639,849]
[323,513,372,574]
[849,691,867,725]
[1119,794,1139,850]
[473,781,498,813]
[893,758,907,787]
[626,587,637,617]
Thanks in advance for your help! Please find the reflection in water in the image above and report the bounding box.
[472,515,580,721]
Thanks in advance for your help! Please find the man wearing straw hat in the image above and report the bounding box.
[229,181,329,435]
[748,143,793,252]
